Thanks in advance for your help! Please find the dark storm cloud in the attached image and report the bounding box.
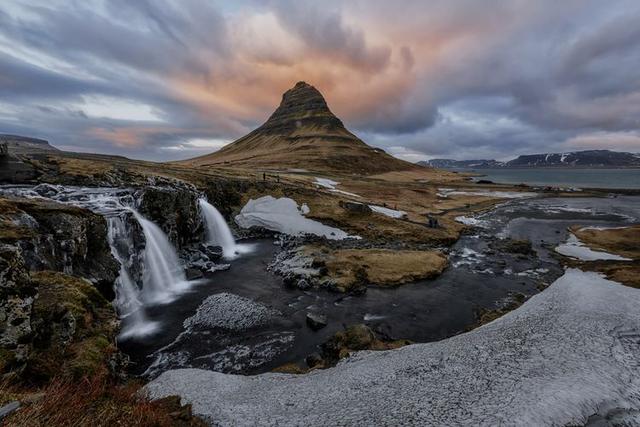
[0,0,639,161]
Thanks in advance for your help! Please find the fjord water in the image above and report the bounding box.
[469,168,640,189]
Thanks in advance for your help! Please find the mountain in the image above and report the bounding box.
[419,159,505,169]
[419,150,640,169]
[180,81,417,174]
[0,134,59,154]
[506,150,640,167]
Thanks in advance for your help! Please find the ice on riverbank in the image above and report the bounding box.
[555,234,631,261]
[235,196,355,240]
[455,215,489,227]
[439,188,537,199]
[148,269,640,426]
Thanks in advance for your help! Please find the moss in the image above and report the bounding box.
[68,336,112,379]
[31,271,110,330]
[25,271,117,382]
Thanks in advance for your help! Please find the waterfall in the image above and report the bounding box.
[107,216,158,339]
[198,198,241,258]
[130,209,188,305]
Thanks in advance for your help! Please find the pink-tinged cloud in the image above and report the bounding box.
[0,0,639,161]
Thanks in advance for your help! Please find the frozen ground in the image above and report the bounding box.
[147,269,640,426]
[235,196,355,240]
[555,234,631,261]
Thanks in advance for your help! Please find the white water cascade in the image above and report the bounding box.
[130,209,188,305]
[107,216,158,339]
[198,198,248,259]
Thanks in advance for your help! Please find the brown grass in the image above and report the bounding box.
[304,247,448,292]
[1,373,205,426]
[572,225,640,260]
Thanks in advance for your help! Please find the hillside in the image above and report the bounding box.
[0,134,58,154]
[180,82,418,174]
[419,150,640,169]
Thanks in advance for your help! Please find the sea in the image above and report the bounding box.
[457,168,640,189]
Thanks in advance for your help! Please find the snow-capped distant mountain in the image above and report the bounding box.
[419,150,640,169]
[506,150,640,167]
[419,159,506,169]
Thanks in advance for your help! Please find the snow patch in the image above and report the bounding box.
[555,234,631,261]
[369,205,406,219]
[314,177,361,198]
[235,196,356,240]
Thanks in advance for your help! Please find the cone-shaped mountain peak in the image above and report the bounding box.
[260,81,345,135]
[182,81,417,174]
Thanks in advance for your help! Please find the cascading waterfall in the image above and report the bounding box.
[0,184,198,339]
[198,198,244,258]
[130,209,188,304]
[107,216,158,339]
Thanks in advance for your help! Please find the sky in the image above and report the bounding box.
[1,0,640,162]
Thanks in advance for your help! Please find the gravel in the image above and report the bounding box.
[183,292,280,331]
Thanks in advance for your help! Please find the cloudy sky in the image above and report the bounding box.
[1,0,639,162]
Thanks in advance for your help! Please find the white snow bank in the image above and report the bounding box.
[369,205,406,219]
[555,234,631,261]
[147,269,640,426]
[455,215,489,227]
[235,196,355,240]
[314,177,361,198]
[439,188,537,199]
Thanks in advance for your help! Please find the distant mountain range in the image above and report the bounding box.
[419,150,640,169]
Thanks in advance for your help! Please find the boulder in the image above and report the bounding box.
[185,268,203,281]
[339,201,372,215]
[306,312,328,330]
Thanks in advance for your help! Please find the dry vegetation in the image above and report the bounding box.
[303,246,448,292]
[562,225,640,288]
[1,374,205,427]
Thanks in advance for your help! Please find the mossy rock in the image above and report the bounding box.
[25,271,117,382]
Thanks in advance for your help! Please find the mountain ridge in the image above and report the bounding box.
[419,150,640,169]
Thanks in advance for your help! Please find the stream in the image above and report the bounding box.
[123,194,640,377]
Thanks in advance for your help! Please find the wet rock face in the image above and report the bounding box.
[4,199,120,297]
[0,245,36,373]
[139,187,200,249]
[203,179,252,220]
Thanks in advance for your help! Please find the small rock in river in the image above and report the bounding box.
[306,312,328,330]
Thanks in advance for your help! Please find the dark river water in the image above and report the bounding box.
[120,195,640,378]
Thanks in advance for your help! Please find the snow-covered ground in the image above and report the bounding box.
[555,234,631,261]
[369,205,406,218]
[314,177,361,198]
[147,269,640,426]
[439,188,537,199]
[235,196,355,240]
